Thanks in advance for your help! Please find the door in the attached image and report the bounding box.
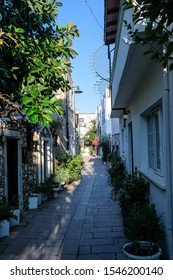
[7,138,18,203]
[128,122,134,173]
[44,140,48,181]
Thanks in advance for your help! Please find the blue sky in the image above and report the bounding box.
[57,0,105,113]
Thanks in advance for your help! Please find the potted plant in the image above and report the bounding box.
[116,171,149,217]
[40,176,56,199]
[98,135,110,162]
[108,153,127,193]
[9,194,21,227]
[123,203,164,259]
[32,184,43,205]
[123,241,162,260]
[0,199,16,237]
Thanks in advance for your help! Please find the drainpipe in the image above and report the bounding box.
[163,66,173,259]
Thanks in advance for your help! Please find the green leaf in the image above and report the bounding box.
[36,1,43,13]
[28,85,40,98]
[12,67,20,71]
[27,0,35,12]
[33,58,42,66]
[22,96,32,105]
[42,107,54,114]
[37,84,48,92]
[27,75,35,84]
[38,78,45,84]
[42,118,50,127]
[15,28,25,33]
[50,95,57,104]
[42,113,53,122]
[28,114,39,123]
[26,106,39,116]
[30,67,41,73]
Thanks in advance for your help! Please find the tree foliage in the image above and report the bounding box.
[83,119,97,142]
[123,0,173,70]
[0,0,79,126]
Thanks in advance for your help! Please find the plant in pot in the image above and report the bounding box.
[108,153,127,194]
[54,168,71,186]
[0,199,17,237]
[9,194,21,227]
[116,171,149,218]
[32,184,44,205]
[98,135,110,162]
[123,203,164,259]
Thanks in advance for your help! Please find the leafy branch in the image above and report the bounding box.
[0,0,79,126]
[123,0,173,70]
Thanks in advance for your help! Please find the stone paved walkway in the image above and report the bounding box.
[0,155,127,260]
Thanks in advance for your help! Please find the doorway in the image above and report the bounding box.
[7,138,18,203]
[128,122,134,173]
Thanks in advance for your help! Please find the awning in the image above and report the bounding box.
[104,0,120,45]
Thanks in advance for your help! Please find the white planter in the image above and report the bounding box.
[0,220,10,238]
[123,241,162,260]
[10,209,20,227]
[28,196,38,209]
[32,193,42,205]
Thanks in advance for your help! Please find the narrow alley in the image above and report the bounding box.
[0,155,127,260]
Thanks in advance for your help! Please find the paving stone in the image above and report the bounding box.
[82,226,112,233]
[41,246,60,256]
[59,239,79,255]
[94,232,117,238]
[78,245,91,255]
[0,254,17,260]
[57,254,76,260]
[80,238,114,246]
[0,156,126,260]
[81,233,93,239]
[91,245,118,254]
[2,245,25,254]
[65,229,82,240]
[77,253,117,260]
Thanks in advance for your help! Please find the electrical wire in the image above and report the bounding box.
[84,0,103,30]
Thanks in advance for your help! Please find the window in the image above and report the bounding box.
[147,109,162,171]
[79,118,84,124]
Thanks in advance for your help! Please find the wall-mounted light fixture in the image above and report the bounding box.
[73,86,83,94]
[123,109,130,127]
[112,108,130,128]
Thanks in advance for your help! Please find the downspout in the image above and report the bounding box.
[163,66,173,259]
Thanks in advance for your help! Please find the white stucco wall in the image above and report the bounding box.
[110,0,173,259]
[119,61,172,257]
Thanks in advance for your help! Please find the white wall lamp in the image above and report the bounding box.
[123,109,130,127]
[112,108,130,127]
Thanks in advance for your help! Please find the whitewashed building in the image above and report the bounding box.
[104,0,173,259]
[97,86,119,153]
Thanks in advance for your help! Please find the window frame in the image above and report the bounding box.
[147,107,162,174]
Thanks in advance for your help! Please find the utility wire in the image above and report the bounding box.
[84,0,103,30]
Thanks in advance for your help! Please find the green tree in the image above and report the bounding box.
[0,0,79,126]
[123,0,173,70]
[83,119,97,142]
